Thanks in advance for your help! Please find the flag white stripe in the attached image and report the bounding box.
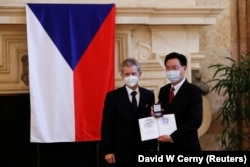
[26,6,75,142]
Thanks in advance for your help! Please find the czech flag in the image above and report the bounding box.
[26,3,115,143]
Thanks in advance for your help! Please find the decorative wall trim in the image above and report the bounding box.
[0,25,28,94]
[0,6,223,25]
[0,6,25,24]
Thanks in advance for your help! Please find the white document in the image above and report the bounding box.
[138,114,177,141]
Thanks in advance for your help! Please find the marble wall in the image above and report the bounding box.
[197,0,237,150]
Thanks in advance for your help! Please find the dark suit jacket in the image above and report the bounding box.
[158,79,203,151]
[101,86,156,165]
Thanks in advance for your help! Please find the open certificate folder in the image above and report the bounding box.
[138,114,177,141]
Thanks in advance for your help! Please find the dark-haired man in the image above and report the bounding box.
[157,52,203,151]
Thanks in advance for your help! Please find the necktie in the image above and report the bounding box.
[131,91,137,111]
[169,87,175,104]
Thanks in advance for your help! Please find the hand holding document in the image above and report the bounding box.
[138,114,177,141]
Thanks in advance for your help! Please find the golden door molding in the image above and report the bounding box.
[0,24,28,94]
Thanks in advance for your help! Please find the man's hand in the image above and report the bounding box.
[104,153,116,164]
[158,135,174,143]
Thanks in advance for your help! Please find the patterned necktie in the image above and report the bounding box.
[131,91,137,111]
[169,87,175,104]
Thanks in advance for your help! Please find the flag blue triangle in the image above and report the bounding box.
[28,3,114,70]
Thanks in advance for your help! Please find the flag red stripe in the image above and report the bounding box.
[74,6,115,141]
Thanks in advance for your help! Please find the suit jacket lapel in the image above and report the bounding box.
[138,87,150,112]
[138,87,143,111]
[172,80,188,104]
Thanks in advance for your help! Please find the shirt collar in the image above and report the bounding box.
[172,78,185,94]
[126,85,139,95]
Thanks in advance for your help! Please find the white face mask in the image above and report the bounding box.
[124,75,139,87]
[166,70,181,83]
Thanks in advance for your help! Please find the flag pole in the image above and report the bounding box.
[96,142,100,167]
[36,143,40,167]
